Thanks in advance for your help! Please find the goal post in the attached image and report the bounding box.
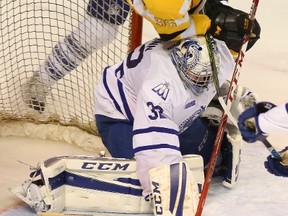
[0,0,143,151]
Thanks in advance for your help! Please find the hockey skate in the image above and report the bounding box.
[22,73,50,113]
[8,179,49,212]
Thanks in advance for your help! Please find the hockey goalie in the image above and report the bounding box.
[9,154,204,215]
[9,35,257,215]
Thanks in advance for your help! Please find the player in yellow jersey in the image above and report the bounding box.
[124,0,260,52]
[125,0,210,41]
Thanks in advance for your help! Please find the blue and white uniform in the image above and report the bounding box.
[95,38,234,196]
[258,103,288,134]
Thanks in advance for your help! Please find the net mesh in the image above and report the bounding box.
[0,0,138,138]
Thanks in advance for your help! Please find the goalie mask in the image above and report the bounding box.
[171,35,220,95]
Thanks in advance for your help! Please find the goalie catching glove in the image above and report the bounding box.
[264,147,288,177]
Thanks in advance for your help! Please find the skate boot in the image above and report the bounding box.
[22,73,50,112]
[9,179,49,212]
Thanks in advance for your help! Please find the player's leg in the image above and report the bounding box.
[23,0,131,112]
[179,118,224,166]
[96,115,206,215]
[95,114,134,159]
[196,83,258,188]
[178,116,242,188]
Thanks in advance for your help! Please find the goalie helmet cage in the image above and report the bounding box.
[0,0,142,151]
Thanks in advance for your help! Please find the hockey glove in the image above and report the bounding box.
[264,146,288,177]
[205,1,260,53]
[238,102,276,143]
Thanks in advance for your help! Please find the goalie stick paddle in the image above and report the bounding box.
[195,0,261,215]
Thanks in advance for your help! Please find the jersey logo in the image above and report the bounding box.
[179,105,206,133]
[184,100,196,109]
[81,162,129,171]
[154,17,177,27]
[152,82,170,101]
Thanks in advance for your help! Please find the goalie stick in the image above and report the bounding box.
[195,0,261,215]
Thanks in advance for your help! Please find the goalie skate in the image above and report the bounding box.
[22,73,50,112]
[9,179,49,212]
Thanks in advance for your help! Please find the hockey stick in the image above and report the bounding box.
[195,1,260,215]
[259,135,283,161]
[218,98,283,161]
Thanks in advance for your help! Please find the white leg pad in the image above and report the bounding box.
[149,159,203,216]
[222,132,243,188]
[10,155,203,214]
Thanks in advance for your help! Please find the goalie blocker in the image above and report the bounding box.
[9,154,204,214]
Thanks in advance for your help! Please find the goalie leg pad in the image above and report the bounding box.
[10,155,204,214]
[149,161,203,216]
[222,131,243,188]
[11,156,152,214]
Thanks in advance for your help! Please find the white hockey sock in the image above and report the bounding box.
[37,16,118,86]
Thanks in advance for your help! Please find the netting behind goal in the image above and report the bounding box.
[0,0,142,148]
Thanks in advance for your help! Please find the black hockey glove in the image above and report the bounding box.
[205,1,260,53]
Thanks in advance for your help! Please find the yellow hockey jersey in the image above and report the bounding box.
[126,0,210,41]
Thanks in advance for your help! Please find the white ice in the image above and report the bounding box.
[0,0,287,215]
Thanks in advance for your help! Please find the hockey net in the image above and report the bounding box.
[0,0,142,151]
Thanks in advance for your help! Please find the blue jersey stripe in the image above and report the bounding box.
[133,143,180,154]
[117,80,134,122]
[133,127,178,136]
[103,67,123,114]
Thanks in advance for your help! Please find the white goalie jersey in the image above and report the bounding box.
[258,103,288,134]
[95,37,234,197]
